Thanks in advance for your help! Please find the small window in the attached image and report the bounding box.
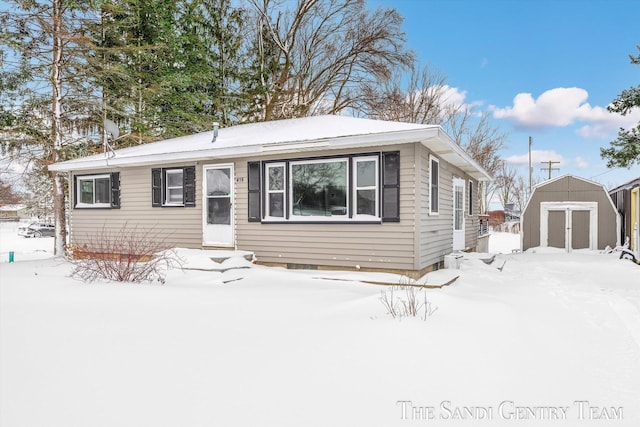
[165,169,184,205]
[266,163,285,218]
[75,173,119,208]
[152,167,196,207]
[429,156,439,214]
[353,156,379,218]
[468,180,474,215]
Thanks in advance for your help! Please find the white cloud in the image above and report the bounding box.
[480,58,488,69]
[439,85,468,110]
[491,87,640,137]
[504,150,567,167]
[574,156,589,169]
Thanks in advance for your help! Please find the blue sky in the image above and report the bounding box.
[373,0,640,189]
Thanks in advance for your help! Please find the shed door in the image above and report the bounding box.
[203,165,234,247]
[453,178,465,251]
[572,210,590,249]
[547,210,566,249]
[540,202,598,252]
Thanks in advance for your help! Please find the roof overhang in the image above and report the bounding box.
[49,126,492,181]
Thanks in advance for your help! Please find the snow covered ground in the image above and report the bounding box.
[1,229,640,426]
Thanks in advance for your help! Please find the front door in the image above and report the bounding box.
[203,164,234,247]
[453,177,465,251]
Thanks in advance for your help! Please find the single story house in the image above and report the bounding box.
[0,204,27,222]
[521,174,619,252]
[608,176,640,258]
[49,115,491,277]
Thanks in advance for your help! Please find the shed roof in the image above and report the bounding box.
[522,174,616,215]
[49,115,491,181]
[608,176,640,193]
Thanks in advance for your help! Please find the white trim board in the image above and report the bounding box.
[540,201,598,252]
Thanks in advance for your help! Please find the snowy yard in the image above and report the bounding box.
[1,227,640,426]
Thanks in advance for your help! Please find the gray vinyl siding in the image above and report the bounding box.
[69,141,484,272]
[418,144,480,269]
[232,144,416,271]
[69,164,202,249]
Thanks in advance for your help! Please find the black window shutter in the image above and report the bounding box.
[381,152,400,222]
[248,162,261,222]
[151,168,162,207]
[110,172,120,208]
[184,166,196,207]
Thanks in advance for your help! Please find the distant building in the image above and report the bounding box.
[521,175,619,252]
[0,204,27,222]
[608,176,640,258]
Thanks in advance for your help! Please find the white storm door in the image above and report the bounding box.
[203,165,234,246]
[453,177,465,251]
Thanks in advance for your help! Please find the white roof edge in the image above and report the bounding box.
[522,173,618,216]
[436,127,492,182]
[532,173,606,190]
[49,125,490,181]
[49,128,430,172]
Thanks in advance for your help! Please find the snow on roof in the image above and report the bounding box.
[49,115,490,180]
[0,204,26,211]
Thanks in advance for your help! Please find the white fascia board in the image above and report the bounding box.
[49,145,262,171]
[49,128,437,172]
[49,126,490,180]
[422,127,493,182]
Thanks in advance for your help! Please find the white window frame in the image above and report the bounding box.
[265,162,286,219]
[352,155,380,220]
[429,155,440,215]
[76,174,111,208]
[468,179,474,216]
[165,169,184,206]
[288,157,350,222]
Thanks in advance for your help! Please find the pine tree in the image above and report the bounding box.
[88,0,248,148]
[601,46,640,168]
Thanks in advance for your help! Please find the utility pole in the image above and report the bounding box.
[540,161,560,180]
[528,136,532,193]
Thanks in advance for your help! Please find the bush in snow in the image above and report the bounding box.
[380,277,438,321]
[68,224,183,284]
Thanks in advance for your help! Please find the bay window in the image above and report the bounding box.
[248,151,399,223]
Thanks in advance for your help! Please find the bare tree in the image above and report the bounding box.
[512,174,528,213]
[495,161,517,209]
[357,58,507,214]
[446,111,507,213]
[0,178,22,205]
[246,0,413,121]
[360,63,448,124]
